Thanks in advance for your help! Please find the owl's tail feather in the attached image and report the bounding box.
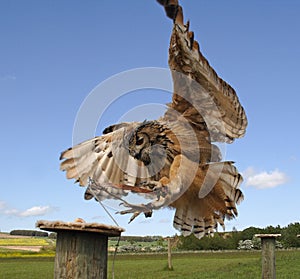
[173,207,222,239]
[173,161,243,239]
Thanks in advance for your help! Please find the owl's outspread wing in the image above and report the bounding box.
[159,0,247,143]
[60,122,156,201]
[60,119,199,202]
[60,0,247,238]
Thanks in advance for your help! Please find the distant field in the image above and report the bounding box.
[0,250,299,278]
[0,238,49,246]
[0,233,29,239]
[0,235,55,257]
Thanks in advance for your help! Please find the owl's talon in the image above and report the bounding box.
[117,201,153,223]
[129,212,141,223]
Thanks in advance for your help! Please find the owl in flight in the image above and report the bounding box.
[60,0,247,239]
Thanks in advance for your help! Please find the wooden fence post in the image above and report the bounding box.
[36,220,124,279]
[167,237,173,270]
[255,234,281,279]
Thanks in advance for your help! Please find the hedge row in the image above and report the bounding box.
[10,230,48,237]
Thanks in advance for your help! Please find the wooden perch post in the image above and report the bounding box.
[255,234,281,279]
[167,237,173,270]
[163,236,174,270]
[37,220,124,279]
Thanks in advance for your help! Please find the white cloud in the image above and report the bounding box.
[19,206,54,217]
[242,167,256,179]
[3,205,57,217]
[243,167,288,189]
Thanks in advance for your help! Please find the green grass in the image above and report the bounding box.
[0,250,299,279]
[108,251,261,279]
[0,257,54,279]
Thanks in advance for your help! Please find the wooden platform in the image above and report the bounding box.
[36,219,124,236]
[36,219,125,279]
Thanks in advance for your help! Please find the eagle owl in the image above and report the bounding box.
[60,0,247,239]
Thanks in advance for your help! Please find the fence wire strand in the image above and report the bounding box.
[88,178,122,279]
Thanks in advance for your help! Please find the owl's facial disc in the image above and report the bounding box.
[129,132,151,164]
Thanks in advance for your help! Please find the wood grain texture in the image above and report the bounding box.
[37,220,123,279]
[54,230,107,279]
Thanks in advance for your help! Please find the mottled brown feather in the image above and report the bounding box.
[59,0,246,239]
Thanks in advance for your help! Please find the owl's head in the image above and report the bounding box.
[127,121,167,166]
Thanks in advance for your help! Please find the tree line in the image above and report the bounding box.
[10,229,57,238]
[8,222,300,251]
[178,222,300,250]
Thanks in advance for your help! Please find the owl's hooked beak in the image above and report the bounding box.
[129,148,151,166]
[129,149,141,160]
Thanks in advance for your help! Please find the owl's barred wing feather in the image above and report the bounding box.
[60,122,155,201]
[117,155,244,239]
[158,0,247,142]
[171,160,244,238]
[59,0,246,239]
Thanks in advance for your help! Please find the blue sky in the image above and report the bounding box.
[0,0,299,236]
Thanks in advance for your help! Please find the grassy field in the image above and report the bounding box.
[0,250,299,278]
[0,257,54,279]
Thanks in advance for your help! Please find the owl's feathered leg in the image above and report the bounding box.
[118,155,194,222]
[117,179,172,222]
[117,177,182,222]
[117,181,164,222]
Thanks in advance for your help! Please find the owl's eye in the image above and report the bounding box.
[136,136,144,146]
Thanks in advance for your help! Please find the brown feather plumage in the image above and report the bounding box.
[60,1,247,238]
